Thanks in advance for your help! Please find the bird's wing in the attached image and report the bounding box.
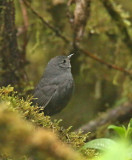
[33,84,57,107]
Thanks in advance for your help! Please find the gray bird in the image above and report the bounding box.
[32,54,74,116]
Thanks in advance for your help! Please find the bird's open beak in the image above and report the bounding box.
[68,53,74,59]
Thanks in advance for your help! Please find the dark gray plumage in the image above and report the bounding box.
[32,54,74,116]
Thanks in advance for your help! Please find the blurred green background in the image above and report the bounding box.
[14,0,132,129]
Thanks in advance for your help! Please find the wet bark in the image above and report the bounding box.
[0,0,25,87]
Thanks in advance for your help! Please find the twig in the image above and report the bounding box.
[20,0,29,28]
[19,0,29,50]
[79,48,132,77]
[77,102,132,133]
[22,0,69,44]
[101,0,132,53]
[22,0,132,77]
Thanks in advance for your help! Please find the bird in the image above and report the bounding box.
[32,54,74,116]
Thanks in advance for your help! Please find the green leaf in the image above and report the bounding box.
[100,140,130,160]
[81,138,116,151]
[128,119,132,128]
[108,125,126,138]
[127,145,132,159]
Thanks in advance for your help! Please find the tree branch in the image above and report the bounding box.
[73,0,91,44]
[77,102,132,134]
[22,0,132,78]
[79,48,132,78]
[23,0,69,44]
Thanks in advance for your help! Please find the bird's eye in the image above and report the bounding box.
[63,60,66,63]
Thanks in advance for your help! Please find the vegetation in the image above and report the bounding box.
[82,120,132,160]
[0,86,89,159]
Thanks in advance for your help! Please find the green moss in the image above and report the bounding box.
[0,101,84,160]
[0,86,88,149]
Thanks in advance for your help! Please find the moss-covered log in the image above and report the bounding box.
[0,102,84,160]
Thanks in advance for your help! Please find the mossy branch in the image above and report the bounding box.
[100,0,132,53]
[0,86,88,149]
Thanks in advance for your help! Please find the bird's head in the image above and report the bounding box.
[48,54,74,70]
